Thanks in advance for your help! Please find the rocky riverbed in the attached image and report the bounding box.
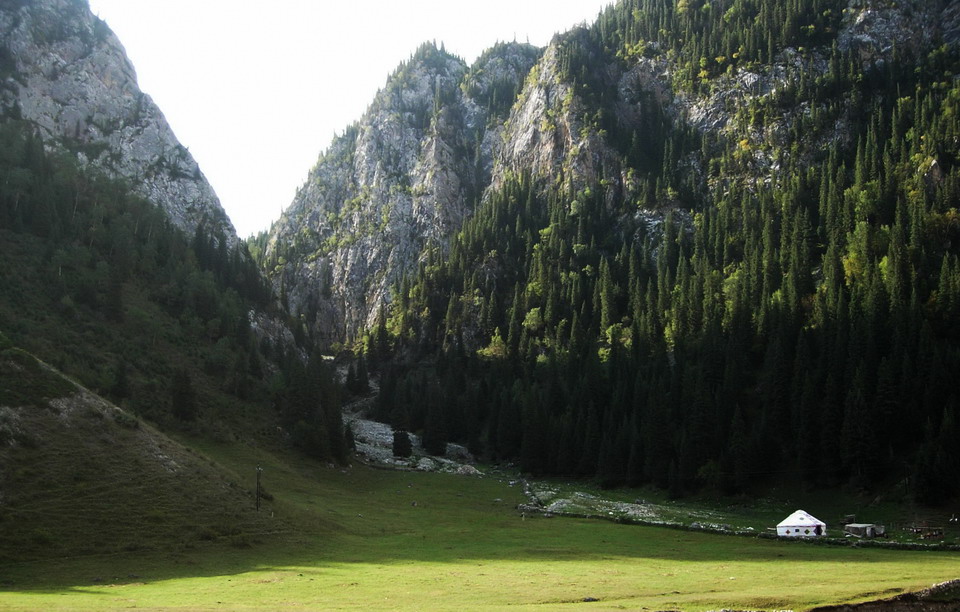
[343,395,481,476]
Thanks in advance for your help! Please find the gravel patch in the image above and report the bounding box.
[344,403,482,476]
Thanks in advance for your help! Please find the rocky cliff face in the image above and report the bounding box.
[493,28,648,215]
[265,42,540,343]
[0,0,235,241]
[266,32,666,344]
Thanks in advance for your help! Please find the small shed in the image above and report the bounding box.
[843,523,885,538]
[777,509,826,537]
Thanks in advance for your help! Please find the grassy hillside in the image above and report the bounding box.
[0,342,280,564]
[1,428,957,611]
[0,228,263,433]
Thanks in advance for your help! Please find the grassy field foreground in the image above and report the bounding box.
[1,439,958,611]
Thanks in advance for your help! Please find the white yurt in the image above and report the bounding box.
[776,509,826,537]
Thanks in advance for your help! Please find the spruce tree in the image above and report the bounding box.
[392,429,412,458]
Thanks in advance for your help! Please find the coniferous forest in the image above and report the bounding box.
[0,121,347,463]
[364,0,960,503]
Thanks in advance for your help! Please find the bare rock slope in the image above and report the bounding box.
[0,0,235,241]
[265,42,541,343]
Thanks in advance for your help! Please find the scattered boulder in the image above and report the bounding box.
[416,457,437,472]
[445,443,474,463]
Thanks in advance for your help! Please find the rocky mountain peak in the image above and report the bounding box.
[0,0,236,242]
[264,41,540,344]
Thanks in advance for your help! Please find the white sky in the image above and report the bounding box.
[86,0,613,238]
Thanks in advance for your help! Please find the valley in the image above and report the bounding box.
[2,0,960,609]
[2,433,960,612]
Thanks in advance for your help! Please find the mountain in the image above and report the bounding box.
[0,0,365,567]
[0,0,235,241]
[0,0,349,465]
[268,0,960,501]
[262,41,541,344]
[2,0,959,516]
[271,1,960,347]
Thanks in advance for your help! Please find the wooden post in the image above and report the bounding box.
[256,465,263,511]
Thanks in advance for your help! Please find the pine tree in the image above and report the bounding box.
[392,429,413,458]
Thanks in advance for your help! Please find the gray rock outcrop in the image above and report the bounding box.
[838,0,944,63]
[0,0,236,242]
[493,31,624,201]
[265,42,540,343]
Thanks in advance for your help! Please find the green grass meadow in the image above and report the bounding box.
[1,438,958,611]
